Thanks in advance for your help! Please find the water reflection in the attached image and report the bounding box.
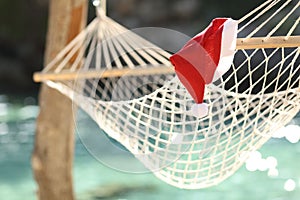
[284,179,296,192]
[0,123,9,135]
[245,151,279,175]
[0,103,8,117]
[18,105,39,120]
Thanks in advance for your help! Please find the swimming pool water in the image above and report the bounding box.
[0,95,299,200]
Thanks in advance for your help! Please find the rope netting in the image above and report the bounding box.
[34,0,300,189]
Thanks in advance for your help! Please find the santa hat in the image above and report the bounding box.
[170,18,238,118]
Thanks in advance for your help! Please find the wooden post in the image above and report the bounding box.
[32,0,87,200]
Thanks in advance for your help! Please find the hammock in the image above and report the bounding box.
[34,0,300,189]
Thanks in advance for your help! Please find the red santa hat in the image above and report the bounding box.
[170,18,238,118]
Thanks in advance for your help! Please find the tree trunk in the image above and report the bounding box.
[32,0,87,200]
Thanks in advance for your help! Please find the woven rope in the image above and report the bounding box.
[38,0,299,189]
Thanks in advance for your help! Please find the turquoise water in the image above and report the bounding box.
[0,95,300,200]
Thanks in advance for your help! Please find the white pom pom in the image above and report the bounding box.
[191,103,209,118]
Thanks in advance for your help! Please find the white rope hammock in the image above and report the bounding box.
[34,0,300,189]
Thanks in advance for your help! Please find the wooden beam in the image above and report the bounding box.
[33,36,300,82]
[33,65,174,82]
[236,36,300,50]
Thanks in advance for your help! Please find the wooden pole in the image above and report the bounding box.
[236,36,300,50]
[32,0,87,200]
[33,65,174,82]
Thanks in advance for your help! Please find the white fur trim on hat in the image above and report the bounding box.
[191,103,209,118]
[213,18,238,81]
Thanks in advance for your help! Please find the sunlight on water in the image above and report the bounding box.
[273,125,300,143]
[0,103,8,117]
[0,123,9,135]
[18,106,39,120]
[284,179,296,192]
[245,151,279,176]
[245,123,300,176]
